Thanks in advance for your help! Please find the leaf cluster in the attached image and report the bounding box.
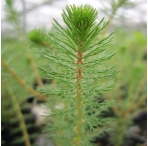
[27,28,49,46]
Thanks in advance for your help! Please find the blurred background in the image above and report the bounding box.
[1,0,147,146]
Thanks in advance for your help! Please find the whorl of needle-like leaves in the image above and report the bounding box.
[51,4,112,53]
[63,5,99,40]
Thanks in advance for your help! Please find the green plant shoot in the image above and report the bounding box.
[38,4,118,146]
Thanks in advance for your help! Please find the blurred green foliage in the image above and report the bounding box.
[2,28,146,145]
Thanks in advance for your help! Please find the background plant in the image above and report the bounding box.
[104,30,147,145]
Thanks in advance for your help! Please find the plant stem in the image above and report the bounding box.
[1,58,46,101]
[101,13,115,37]
[9,89,31,146]
[132,72,146,102]
[123,94,147,116]
[101,0,126,37]
[135,94,147,108]
[13,13,43,88]
[73,44,84,146]
[123,72,146,115]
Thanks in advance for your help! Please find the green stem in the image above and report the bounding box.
[101,0,126,37]
[124,93,147,116]
[1,58,46,101]
[9,89,31,146]
[101,13,115,37]
[12,10,43,88]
